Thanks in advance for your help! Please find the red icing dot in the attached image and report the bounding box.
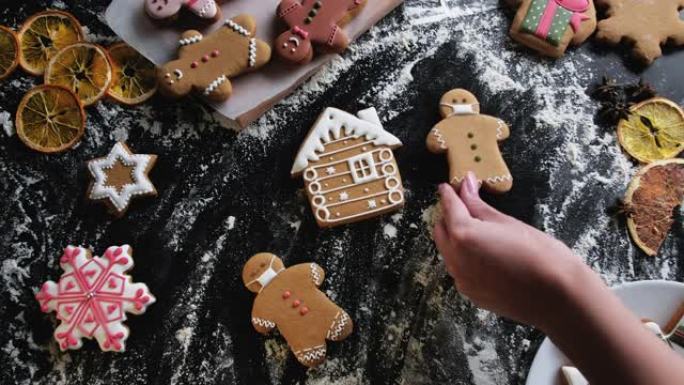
[292,299,301,308]
[201,55,209,62]
[300,306,309,315]
[282,290,291,299]
[191,61,198,68]
[211,49,219,57]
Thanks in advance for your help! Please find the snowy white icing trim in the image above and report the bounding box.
[248,38,257,67]
[451,174,512,185]
[496,120,505,139]
[327,311,350,340]
[179,34,203,46]
[88,142,156,214]
[291,107,402,175]
[35,245,155,352]
[295,345,326,364]
[310,263,322,286]
[431,127,447,149]
[225,19,250,36]
[252,317,275,329]
[203,75,227,96]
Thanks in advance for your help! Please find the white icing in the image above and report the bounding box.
[174,69,183,79]
[248,38,257,67]
[252,317,275,328]
[88,142,156,214]
[291,107,402,175]
[295,345,326,363]
[244,255,283,291]
[309,263,322,285]
[203,75,227,96]
[560,367,588,385]
[179,34,203,46]
[431,127,447,149]
[495,119,505,139]
[327,311,350,339]
[452,173,512,186]
[441,102,479,116]
[225,19,250,36]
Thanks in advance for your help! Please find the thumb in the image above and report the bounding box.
[459,172,503,222]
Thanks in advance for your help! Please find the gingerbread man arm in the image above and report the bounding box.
[288,263,326,287]
[178,30,204,53]
[426,120,449,155]
[251,307,276,335]
[490,117,510,141]
[277,0,303,26]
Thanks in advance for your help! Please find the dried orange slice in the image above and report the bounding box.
[623,159,684,256]
[16,85,85,153]
[617,98,684,163]
[18,10,83,76]
[0,26,19,81]
[107,43,157,105]
[45,43,112,106]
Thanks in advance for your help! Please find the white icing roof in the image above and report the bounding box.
[291,107,402,175]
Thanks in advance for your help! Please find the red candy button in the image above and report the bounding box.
[282,291,291,299]
[292,300,301,308]
[300,306,309,315]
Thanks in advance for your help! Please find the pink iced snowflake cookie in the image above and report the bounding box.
[35,245,155,352]
[145,0,221,23]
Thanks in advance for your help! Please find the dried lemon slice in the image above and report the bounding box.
[617,98,684,163]
[18,10,83,76]
[16,85,85,153]
[107,42,157,105]
[45,43,112,106]
[624,159,684,256]
[0,26,19,81]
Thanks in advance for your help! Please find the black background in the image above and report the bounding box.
[1,1,683,384]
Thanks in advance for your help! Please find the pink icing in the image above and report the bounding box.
[535,0,590,39]
[35,246,155,352]
[145,0,217,20]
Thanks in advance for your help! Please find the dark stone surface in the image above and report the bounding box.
[0,1,682,384]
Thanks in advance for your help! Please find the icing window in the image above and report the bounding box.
[347,153,378,184]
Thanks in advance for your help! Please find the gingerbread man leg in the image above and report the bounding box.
[482,175,513,194]
[291,339,327,367]
[326,25,349,52]
[326,311,353,341]
[200,75,232,102]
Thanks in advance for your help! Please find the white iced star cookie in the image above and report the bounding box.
[87,142,158,217]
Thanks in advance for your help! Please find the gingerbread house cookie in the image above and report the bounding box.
[291,107,404,228]
[243,253,353,367]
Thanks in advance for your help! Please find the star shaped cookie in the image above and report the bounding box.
[87,142,157,217]
[595,0,684,64]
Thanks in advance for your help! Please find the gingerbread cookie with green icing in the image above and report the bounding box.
[275,0,366,64]
[243,253,353,367]
[427,89,513,194]
[508,0,597,58]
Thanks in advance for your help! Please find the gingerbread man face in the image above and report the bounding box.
[243,253,353,367]
[242,253,286,293]
[145,0,219,21]
[158,14,272,102]
[427,89,513,194]
[275,0,365,65]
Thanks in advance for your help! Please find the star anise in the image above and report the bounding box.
[589,76,658,126]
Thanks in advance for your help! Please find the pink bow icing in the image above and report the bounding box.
[292,26,309,39]
[535,0,590,39]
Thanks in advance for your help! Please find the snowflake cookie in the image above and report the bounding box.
[595,0,684,64]
[35,245,155,352]
[87,142,157,217]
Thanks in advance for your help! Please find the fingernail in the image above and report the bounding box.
[465,172,479,195]
[438,183,449,196]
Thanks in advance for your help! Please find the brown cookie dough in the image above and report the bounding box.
[595,0,684,65]
[426,89,513,194]
[243,253,353,367]
[508,0,597,58]
[158,14,271,102]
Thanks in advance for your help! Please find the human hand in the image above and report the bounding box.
[433,172,586,329]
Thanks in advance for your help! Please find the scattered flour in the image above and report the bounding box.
[0,110,13,136]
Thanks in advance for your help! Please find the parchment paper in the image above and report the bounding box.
[105,0,403,127]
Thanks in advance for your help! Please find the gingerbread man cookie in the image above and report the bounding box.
[427,89,513,194]
[595,0,684,65]
[275,0,365,64]
[243,253,353,367]
[158,14,271,102]
[145,0,221,23]
[508,0,597,58]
